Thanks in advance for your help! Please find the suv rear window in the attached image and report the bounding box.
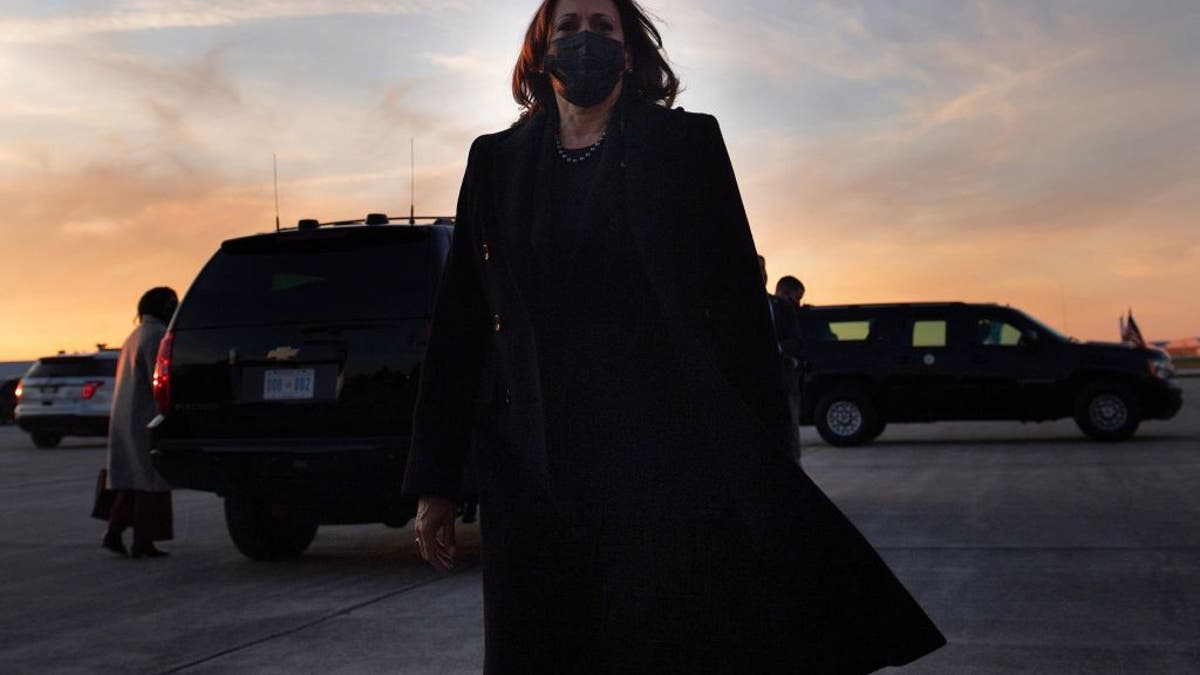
[175,230,432,329]
[27,357,118,378]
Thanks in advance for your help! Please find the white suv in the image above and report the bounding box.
[14,350,119,448]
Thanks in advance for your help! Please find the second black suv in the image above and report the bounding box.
[151,215,458,559]
[795,302,1182,446]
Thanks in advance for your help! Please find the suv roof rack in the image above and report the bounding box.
[277,214,455,233]
[805,301,978,309]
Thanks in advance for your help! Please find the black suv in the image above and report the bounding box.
[795,302,1182,446]
[150,215,458,559]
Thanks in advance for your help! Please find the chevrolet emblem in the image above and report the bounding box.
[266,346,300,361]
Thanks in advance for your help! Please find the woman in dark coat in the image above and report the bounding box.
[102,287,177,558]
[404,1,946,672]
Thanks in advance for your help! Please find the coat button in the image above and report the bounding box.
[482,243,491,262]
[503,387,512,405]
[491,314,503,333]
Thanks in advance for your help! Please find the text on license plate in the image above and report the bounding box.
[263,369,315,401]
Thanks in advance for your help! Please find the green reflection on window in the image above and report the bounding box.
[912,320,947,347]
[272,274,327,292]
[829,321,872,341]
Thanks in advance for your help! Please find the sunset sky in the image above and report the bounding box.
[1,0,1198,360]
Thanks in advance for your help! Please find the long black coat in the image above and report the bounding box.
[403,100,945,673]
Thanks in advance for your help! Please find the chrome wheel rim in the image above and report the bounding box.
[826,401,863,437]
[1089,394,1128,432]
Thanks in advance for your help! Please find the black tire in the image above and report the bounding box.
[1073,382,1140,442]
[31,432,63,449]
[814,387,880,447]
[223,494,319,561]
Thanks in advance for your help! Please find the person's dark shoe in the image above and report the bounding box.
[101,532,128,557]
[131,543,169,559]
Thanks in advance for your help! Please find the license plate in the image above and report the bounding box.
[263,369,315,401]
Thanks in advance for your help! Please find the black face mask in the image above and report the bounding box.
[543,31,626,108]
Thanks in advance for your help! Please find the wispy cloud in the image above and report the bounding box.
[374,83,476,150]
[0,0,462,44]
[88,42,243,108]
[422,50,500,76]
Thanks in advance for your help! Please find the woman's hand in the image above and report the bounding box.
[414,495,458,572]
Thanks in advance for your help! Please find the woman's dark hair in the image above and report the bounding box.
[137,287,178,325]
[512,0,680,122]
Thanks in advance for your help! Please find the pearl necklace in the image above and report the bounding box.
[556,127,607,164]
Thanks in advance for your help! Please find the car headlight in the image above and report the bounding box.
[1149,358,1175,380]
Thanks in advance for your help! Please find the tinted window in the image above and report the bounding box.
[800,313,890,343]
[176,230,432,329]
[27,357,118,378]
[829,321,871,341]
[1016,309,1069,343]
[911,320,947,347]
[974,318,1023,347]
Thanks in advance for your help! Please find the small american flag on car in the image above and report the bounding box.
[1120,309,1147,348]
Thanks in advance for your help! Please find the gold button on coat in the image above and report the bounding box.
[482,243,491,262]
[491,314,503,333]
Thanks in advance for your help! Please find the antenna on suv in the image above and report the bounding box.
[409,138,416,225]
[273,153,281,233]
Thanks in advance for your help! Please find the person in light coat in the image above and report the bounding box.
[102,287,177,558]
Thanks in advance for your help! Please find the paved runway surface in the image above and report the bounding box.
[1,379,1197,674]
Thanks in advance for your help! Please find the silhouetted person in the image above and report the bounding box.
[760,256,804,455]
[759,255,803,357]
[102,287,177,558]
[404,1,944,672]
[776,274,806,308]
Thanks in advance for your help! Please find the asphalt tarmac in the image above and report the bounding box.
[1,378,1196,674]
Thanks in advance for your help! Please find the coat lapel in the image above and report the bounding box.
[618,104,703,344]
[619,104,794,471]
[485,115,554,491]
[490,114,545,260]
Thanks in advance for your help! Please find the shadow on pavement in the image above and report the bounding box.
[864,433,1188,448]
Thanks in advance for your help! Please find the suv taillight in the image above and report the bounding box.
[81,381,104,400]
[153,331,175,414]
[13,380,22,400]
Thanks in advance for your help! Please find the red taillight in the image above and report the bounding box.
[153,331,175,414]
[81,381,104,400]
[13,380,22,399]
